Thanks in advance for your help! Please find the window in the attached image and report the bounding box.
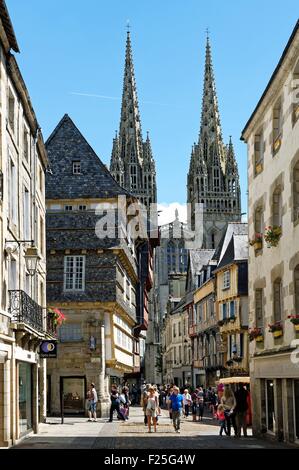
[292,59,299,126]
[198,303,203,322]
[173,324,176,339]
[273,278,282,322]
[254,128,264,174]
[39,167,43,194]
[79,205,87,211]
[272,187,282,228]
[73,161,81,174]
[273,98,283,152]
[9,158,17,225]
[9,258,17,290]
[222,303,227,320]
[40,216,44,256]
[223,271,230,290]
[230,301,235,318]
[294,266,299,315]
[293,161,299,222]
[254,206,264,239]
[8,90,15,132]
[58,324,83,342]
[64,256,85,291]
[23,128,29,162]
[213,168,220,189]
[178,322,181,336]
[255,289,264,328]
[23,187,30,240]
[130,165,137,189]
[65,205,73,211]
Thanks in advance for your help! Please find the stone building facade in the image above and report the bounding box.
[0,0,50,447]
[241,20,299,445]
[187,36,241,247]
[45,115,151,416]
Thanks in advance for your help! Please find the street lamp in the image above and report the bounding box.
[24,246,40,276]
[5,240,40,276]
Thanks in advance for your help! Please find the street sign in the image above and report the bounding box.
[40,341,57,358]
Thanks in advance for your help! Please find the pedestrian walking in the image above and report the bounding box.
[141,384,151,426]
[167,387,174,421]
[168,386,184,433]
[183,389,191,418]
[216,404,228,436]
[234,383,249,438]
[221,385,237,436]
[197,387,205,421]
[146,387,159,433]
[87,383,98,422]
[109,384,125,422]
[191,392,198,422]
[119,387,131,420]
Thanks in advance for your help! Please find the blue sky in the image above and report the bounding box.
[7,0,299,216]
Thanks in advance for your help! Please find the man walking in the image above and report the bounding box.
[168,386,184,433]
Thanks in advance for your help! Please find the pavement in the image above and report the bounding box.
[10,407,293,449]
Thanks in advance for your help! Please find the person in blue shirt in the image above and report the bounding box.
[168,386,184,433]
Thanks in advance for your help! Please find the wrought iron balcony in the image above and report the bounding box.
[46,312,57,338]
[9,290,44,333]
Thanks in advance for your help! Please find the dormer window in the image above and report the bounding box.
[73,161,81,175]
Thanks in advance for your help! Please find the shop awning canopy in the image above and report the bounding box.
[218,377,250,385]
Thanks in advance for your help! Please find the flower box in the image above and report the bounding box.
[249,328,263,342]
[269,321,283,338]
[255,162,263,175]
[288,315,299,326]
[273,135,282,154]
[256,335,264,343]
[295,324,299,332]
[264,226,282,248]
[273,330,283,338]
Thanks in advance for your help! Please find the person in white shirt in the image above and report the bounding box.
[87,383,98,422]
[183,389,192,418]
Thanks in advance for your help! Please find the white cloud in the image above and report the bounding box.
[157,202,187,226]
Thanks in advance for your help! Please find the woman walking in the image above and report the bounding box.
[146,387,158,433]
[221,385,237,436]
[183,389,191,418]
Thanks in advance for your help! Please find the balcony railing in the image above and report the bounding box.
[46,312,57,337]
[9,290,44,333]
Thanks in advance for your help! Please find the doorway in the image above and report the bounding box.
[60,376,86,415]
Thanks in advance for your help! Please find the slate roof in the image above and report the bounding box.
[217,233,248,271]
[46,114,133,200]
[213,222,248,265]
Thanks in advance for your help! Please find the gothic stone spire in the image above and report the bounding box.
[110,31,157,208]
[187,35,241,247]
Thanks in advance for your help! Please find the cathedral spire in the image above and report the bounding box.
[118,30,143,166]
[110,31,157,208]
[226,136,239,176]
[199,35,224,166]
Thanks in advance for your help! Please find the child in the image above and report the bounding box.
[217,404,227,436]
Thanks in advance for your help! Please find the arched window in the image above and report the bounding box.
[293,160,299,222]
[272,187,282,227]
[294,266,299,314]
[273,97,283,152]
[273,278,282,323]
[203,139,208,159]
[213,168,220,189]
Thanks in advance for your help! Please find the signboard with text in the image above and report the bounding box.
[39,341,57,358]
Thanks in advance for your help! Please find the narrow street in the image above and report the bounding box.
[11,407,292,450]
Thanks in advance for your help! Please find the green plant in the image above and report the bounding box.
[49,308,66,327]
[264,226,282,247]
[288,315,299,325]
[268,321,283,333]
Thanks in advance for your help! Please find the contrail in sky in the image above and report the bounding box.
[70,92,169,106]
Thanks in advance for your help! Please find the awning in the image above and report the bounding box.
[218,376,250,385]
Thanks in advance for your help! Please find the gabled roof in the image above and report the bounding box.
[217,234,248,271]
[186,249,215,292]
[213,222,248,265]
[0,0,19,52]
[46,114,133,200]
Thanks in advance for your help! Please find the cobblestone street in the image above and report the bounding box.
[11,407,292,450]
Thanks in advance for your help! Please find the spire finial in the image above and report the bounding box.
[126,20,131,34]
[175,208,179,221]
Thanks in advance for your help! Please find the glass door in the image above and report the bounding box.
[19,362,33,435]
[266,380,275,433]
